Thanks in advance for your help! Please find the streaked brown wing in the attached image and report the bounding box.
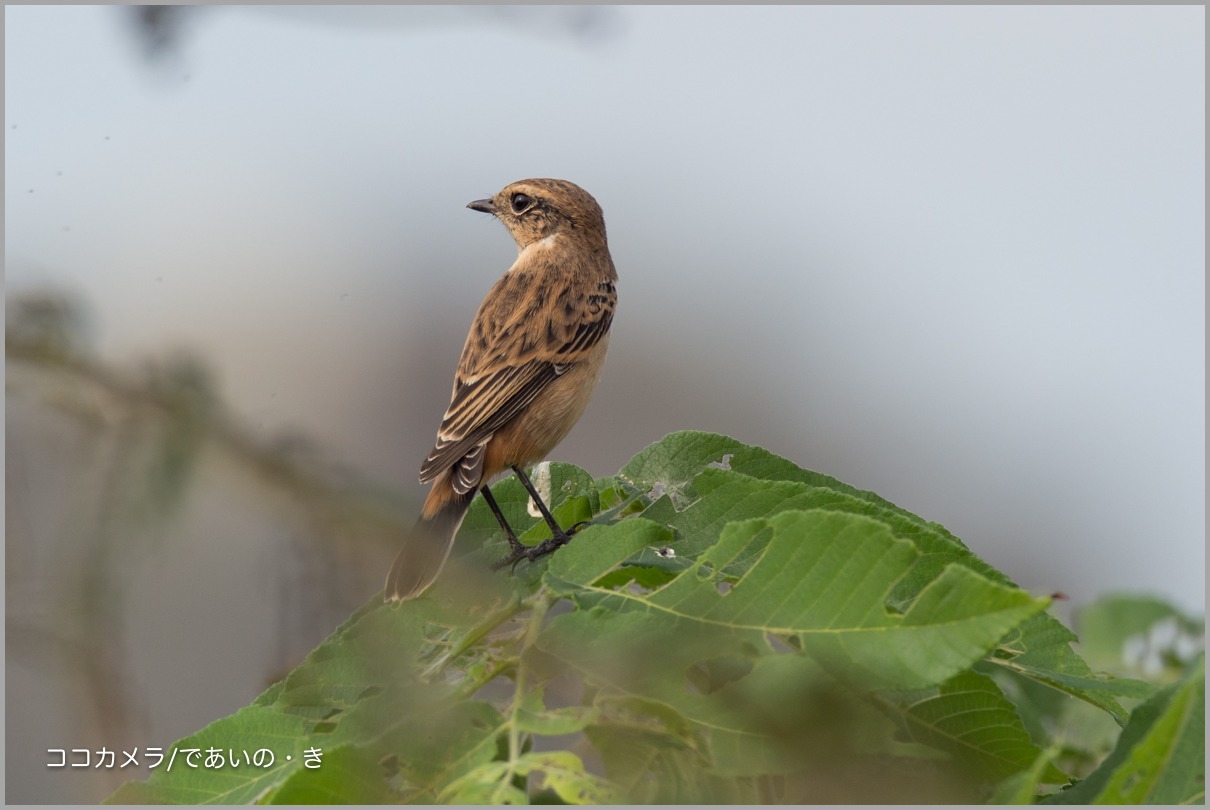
[418,272,615,486]
[419,359,558,484]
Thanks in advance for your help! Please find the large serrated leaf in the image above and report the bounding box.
[548,509,1046,690]
[619,430,902,511]
[620,434,1139,723]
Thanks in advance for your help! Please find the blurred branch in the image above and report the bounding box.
[6,290,412,520]
[120,5,621,64]
[123,5,205,61]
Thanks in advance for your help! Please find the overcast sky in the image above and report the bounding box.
[5,5,1204,613]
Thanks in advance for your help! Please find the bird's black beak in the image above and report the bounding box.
[467,198,497,214]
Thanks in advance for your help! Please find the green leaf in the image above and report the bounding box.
[109,592,514,803]
[619,437,1139,725]
[984,663,1123,779]
[547,510,1046,690]
[370,700,507,803]
[515,688,599,736]
[515,752,624,804]
[105,707,315,804]
[619,430,903,512]
[584,717,747,804]
[544,519,673,592]
[263,744,396,804]
[440,762,527,804]
[635,466,1002,593]
[619,431,995,590]
[986,745,1062,804]
[991,615,1144,725]
[1045,656,1205,804]
[877,670,1068,783]
[533,507,1051,798]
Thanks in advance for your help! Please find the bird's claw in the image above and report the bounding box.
[490,530,573,573]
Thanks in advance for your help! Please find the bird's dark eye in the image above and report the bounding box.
[510,193,532,213]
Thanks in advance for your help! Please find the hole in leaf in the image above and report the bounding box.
[312,721,337,734]
[628,581,653,596]
[765,632,800,653]
[592,568,637,591]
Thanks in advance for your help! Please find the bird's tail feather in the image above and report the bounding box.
[384,484,475,602]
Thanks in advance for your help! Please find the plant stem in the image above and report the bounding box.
[492,589,554,802]
[420,595,525,682]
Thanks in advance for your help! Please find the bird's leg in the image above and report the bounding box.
[488,465,586,572]
[511,465,569,538]
[479,485,524,553]
[506,464,588,563]
[482,483,553,573]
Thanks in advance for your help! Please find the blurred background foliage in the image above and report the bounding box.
[6,289,410,801]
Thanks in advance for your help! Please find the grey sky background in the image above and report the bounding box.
[6,4,1204,616]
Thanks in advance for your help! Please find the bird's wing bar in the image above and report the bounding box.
[557,309,613,358]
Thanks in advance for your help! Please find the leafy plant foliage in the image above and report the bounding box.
[107,432,1203,804]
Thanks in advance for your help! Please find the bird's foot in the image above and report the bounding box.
[490,530,573,572]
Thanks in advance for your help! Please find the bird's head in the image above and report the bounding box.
[467,178,606,251]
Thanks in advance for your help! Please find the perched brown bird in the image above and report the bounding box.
[385,179,617,602]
